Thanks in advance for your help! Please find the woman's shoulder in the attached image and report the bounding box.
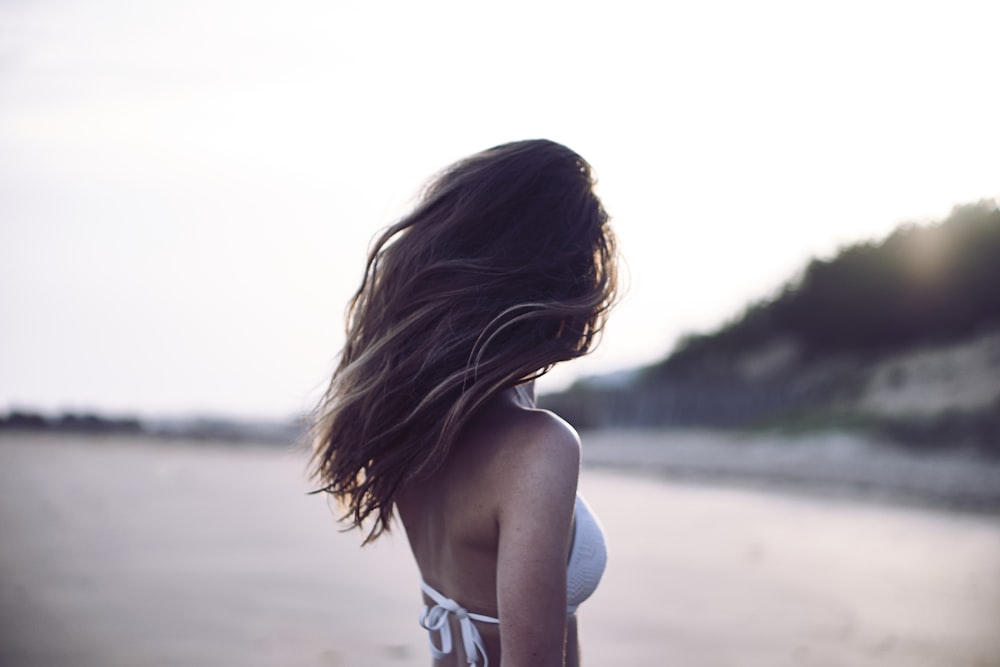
[477,394,580,465]
[512,407,581,467]
[471,396,581,502]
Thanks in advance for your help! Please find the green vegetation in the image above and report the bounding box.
[655,201,1000,376]
[0,410,305,445]
[0,410,143,434]
[542,201,1000,453]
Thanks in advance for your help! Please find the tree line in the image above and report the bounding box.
[651,201,1000,380]
[542,200,1000,450]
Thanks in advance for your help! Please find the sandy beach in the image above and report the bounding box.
[1,432,998,667]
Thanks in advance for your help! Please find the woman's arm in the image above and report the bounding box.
[565,614,579,667]
[495,415,580,667]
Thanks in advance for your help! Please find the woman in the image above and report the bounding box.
[310,139,619,666]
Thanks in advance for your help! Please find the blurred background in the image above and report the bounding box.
[1,1,999,666]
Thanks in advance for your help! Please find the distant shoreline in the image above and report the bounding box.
[580,428,1000,516]
[0,412,306,446]
[4,427,999,517]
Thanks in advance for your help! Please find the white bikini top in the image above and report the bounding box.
[418,494,607,667]
[566,494,607,612]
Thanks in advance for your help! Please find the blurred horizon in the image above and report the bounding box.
[4,199,996,425]
[2,0,999,420]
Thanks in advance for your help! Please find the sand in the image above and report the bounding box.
[1,432,998,667]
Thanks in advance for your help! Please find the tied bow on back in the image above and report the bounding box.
[418,581,500,667]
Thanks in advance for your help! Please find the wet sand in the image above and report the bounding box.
[1,432,998,667]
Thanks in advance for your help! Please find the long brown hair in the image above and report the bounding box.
[309,139,618,542]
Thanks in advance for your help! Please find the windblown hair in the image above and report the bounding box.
[309,139,618,543]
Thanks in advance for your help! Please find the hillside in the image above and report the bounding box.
[542,201,1000,453]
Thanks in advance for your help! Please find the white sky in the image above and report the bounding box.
[1,0,998,419]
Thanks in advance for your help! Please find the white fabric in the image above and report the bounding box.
[419,581,499,667]
[416,494,607,666]
[566,494,607,613]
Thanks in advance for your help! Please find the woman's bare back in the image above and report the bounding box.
[396,387,581,666]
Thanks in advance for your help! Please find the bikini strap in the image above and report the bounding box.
[418,581,500,667]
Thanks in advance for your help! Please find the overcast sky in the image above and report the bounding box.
[1,0,998,419]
